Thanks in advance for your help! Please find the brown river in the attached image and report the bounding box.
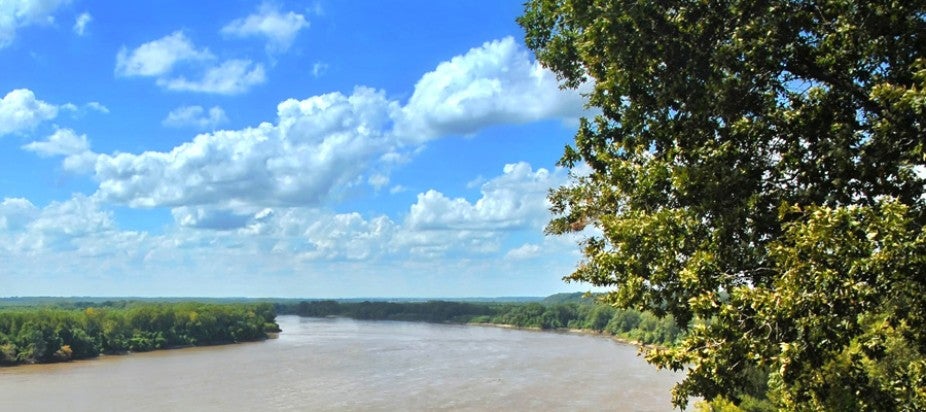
[0,315,685,411]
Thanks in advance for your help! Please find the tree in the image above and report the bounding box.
[519,0,925,409]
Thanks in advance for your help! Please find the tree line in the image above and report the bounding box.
[279,296,684,346]
[0,302,279,366]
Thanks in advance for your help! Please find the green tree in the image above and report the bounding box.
[519,0,925,409]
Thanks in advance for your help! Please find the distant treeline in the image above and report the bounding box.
[278,295,683,346]
[0,302,279,366]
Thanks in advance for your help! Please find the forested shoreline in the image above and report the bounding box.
[0,302,279,366]
[278,294,684,347]
[0,295,680,368]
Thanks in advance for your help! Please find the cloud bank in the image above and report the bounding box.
[7,35,592,296]
[52,37,586,221]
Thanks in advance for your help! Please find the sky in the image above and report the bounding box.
[0,0,596,298]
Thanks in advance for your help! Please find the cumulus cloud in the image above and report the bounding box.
[157,59,266,95]
[115,31,213,77]
[132,159,563,263]
[340,162,565,260]
[0,0,70,48]
[221,3,308,53]
[86,101,109,113]
[406,162,564,231]
[22,128,97,172]
[27,195,113,237]
[165,205,398,261]
[0,88,58,136]
[29,36,581,243]
[22,128,88,156]
[92,87,398,209]
[171,206,256,231]
[0,160,578,296]
[506,243,543,260]
[72,11,91,35]
[116,32,264,94]
[162,105,228,129]
[167,204,509,262]
[396,36,589,142]
[300,212,394,260]
[0,197,38,231]
[32,37,583,235]
[0,195,147,256]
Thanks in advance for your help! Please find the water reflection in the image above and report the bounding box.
[0,316,683,411]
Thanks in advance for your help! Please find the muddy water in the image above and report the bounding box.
[0,315,684,411]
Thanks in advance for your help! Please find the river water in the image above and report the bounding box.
[0,315,684,411]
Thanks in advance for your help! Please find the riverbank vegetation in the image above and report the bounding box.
[279,293,684,347]
[0,302,279,366]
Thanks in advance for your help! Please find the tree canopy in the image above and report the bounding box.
[0,303,279,366]
[519,0,925,409]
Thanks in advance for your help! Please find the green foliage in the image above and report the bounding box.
[283,300,497,323]
[283,299,684,347]
[0,303,278,366]
[541,292,595,304]
[520,0,925,409]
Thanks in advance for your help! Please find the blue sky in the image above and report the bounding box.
[0,1,595,298]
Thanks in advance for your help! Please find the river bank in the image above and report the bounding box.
[0,302,279,367]
[1,316,685,411]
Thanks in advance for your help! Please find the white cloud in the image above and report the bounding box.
[394,227,501,259]
[312,62,328,78]
[27,195,113,237]
[171,206,257,231]
[396,36,589,143]
[0,0,71,48]
[162,105,228,129]
[30,36,584,253]
[0,88,58,136]
[221,2,308,53]
[406,162,563,231]
[53,161,562,263]
[166,206,398,261]
[22,128,88,156]
[0,197,38,231]
[92,87,399,209]
[368,174,389,190]
[166,202,506,262]
[32,37,584,237]
[300,212,394,260]
[22,128,97,172]
[72,11,90,35]
[86,101,109,113]
[0,159,585,296]
[0,195,147,257]
[115,32,266,95]
[59,101,109,118]
[115,31,213,77]
[505,243,542,260]
[158,59,266,95]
